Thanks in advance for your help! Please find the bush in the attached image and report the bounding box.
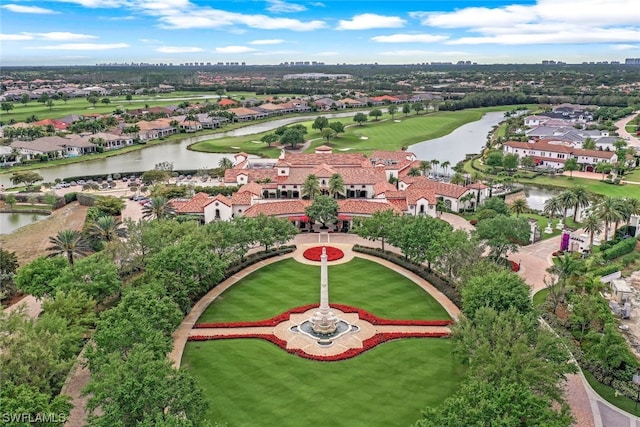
[223,246,296,279]
[352,245,461,308]
[602,238,637,261]
[469,219,478,226]
[64,192,78,204]
[591,263,623,278]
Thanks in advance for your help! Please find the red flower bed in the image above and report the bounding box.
[302,246,344,262]
[188,331,450,362]
[510,261,521,272]
[194,304,453,329]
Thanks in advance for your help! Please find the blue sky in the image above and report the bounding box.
[1,0,639,66]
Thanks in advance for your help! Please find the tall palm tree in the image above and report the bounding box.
[301,174,320,199]
[142,196,175,221]
[509,198,529,218]
[569,186,592,222]
[419,160,432,177]
[558,190,577,221]
[88,215,128,242]
[328,173,345,198]
[597,196,624,242]
[582,214,603,249]
[543,195,562,222]
[622,197,640,227]
[47,229,91,267]
[430,159,440,177]
[441,160,451,177]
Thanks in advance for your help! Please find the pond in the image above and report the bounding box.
[0,110,506,188]
[0,212,50,235]
[408,111,505,165]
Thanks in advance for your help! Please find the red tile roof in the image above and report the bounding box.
[243,200,311,217]
[338,199,402,215]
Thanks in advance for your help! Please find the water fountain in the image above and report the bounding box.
[290,247,358,346]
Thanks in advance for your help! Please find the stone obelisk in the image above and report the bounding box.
[311,247,338,334]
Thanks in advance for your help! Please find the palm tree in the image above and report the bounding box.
[597,196,624,241]
[441,160,451,177]
[450,173,466,186]
[543,195,562,222]
[569,186,592,222]
[47,229,91,267]
[430,159,440,177]
[407,167,422,177]
[328,173,345,198]
[509,198,529,218]
[582,214,603,249]
[419,160,432,177]
[301,174,320,199]
[88,216,128,242]
[142,196,175,221]
[622,197,640,227]
[558,190,577,221]
[459,192,475,212]
[218,157,233,171]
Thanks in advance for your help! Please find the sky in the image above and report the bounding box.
[1,0,639,66]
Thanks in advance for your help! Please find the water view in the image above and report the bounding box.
[0,212,49,235]
[0,111,505,188]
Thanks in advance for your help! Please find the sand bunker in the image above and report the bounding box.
[338,148,354,151]
[360,136,368,140]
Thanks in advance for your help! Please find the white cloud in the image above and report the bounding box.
[155,46,204,53]
[30,43,130,50]
[315,51,338,56]
[612,44,638,50]
[379,49,470,57]
[0,32,98,41]
[411,0,638,28]
[266,0,306,13]
[337,13,405,30]
[371,34,449,43]
[250,39,285,45]
[1,4,59,14]
[0,34,34,41]
[447,28,640,45]
[27,32,99,41]
[139,38,163,44]
[214,45,258,54]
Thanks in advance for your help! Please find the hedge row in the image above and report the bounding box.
[223,245,296,279]
[591,263,623,278]
[352,245,461,308]
[602,237,637,261]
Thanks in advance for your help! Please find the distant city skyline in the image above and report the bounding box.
[1,0,638,66]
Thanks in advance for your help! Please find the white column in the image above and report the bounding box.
[320,247,329,310]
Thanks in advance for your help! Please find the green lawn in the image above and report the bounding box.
[583,371,640,417]
[532,288,550,307]
[190,107,517,158]
[0,91,302,124]
[183,338,463,427]
[197,258,451,322]
[519,213,581,240]
[519,175,640,199]
[183,257,461,426]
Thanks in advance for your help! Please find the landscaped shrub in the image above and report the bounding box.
[602,238,637,261]
[469,219,478,226]
[591,263,623,278]
[64,192,78,204]
[223,246,296,279]
[76,192,97,206]
[352,245,461,308]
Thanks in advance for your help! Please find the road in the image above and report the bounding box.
[616,112,640,147]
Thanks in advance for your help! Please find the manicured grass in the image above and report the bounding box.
[519,175,640,199]
[183,338,464,427]
[0,91,302,124]
[197,258,451,322]
[191,107,517,158]
[184,257,460,426]
[519,213,581,240]
[583,370,640,417]
[532,288,549,307]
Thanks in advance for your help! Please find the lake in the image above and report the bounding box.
[0,212,49,235]
[0,110,506,188]
[408,111,505,165]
